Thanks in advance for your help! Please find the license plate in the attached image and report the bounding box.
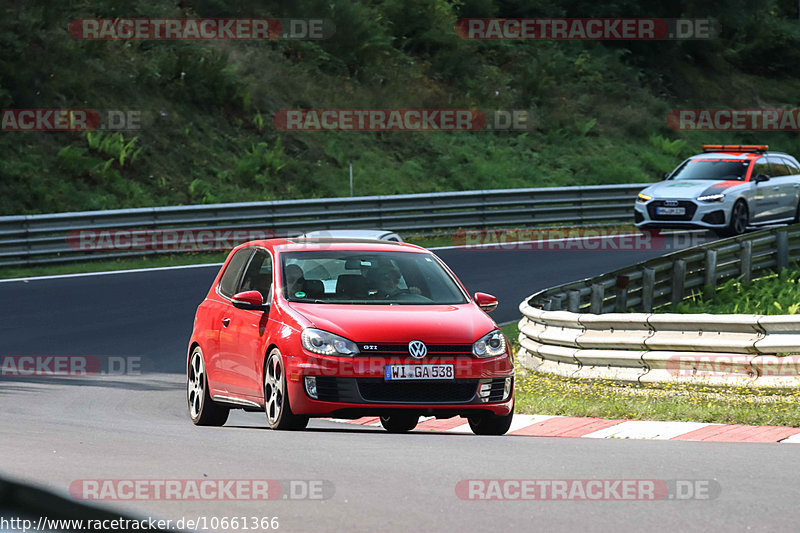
[656,207,685,215]
[384,364,454,380]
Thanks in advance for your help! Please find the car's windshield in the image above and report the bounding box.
[669,158,751,181]
[280,250,467,305]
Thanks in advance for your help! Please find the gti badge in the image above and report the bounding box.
[408,340,427,359]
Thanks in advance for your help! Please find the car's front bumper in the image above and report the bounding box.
[634,199,729,230]
[284,353,514,417]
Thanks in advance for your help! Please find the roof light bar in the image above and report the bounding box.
[702,144,768,153]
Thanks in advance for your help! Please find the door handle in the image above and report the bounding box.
[222,317,231,327]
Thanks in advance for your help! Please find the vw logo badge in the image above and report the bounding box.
[408,340,427,359]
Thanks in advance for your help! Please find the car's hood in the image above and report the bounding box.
[286,302,497,343]
[643,180,743,199]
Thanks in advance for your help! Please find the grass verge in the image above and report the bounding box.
[504,321,800,427]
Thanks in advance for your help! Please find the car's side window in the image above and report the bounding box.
[782,157,800,175]
[238,250,273,301]
[752,157,771,178]
[767,156,790,177]
[218,248,254,298]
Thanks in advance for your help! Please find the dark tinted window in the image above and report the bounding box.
[782,157,800,175]
[670,159,750,181]
[218,248,253,297]
[768,156,790,177]
[752,157,771,178]
[239,250,273,300]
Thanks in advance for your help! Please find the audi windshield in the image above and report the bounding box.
[669,158,751,181]
[280,250,468,305]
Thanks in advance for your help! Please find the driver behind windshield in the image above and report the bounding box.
[366,260,421,299]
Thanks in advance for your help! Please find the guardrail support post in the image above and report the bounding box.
[615,275,629,312]
[549,295,562,311]
[671,259,686,306]
[741,240,752,286]
[704,249,717,300]
[590,284,604,314]
[567,290,581,312]
[641,267,655,312]
[777,230,789,272]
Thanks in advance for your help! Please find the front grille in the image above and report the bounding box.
[357,379,478,403]
[647,200,697,221]
[486,378,508,402]
[702,210,725,225]
[314,376,359,403]
[357,343,474,358]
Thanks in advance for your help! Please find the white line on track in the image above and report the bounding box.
[0,262,223,283]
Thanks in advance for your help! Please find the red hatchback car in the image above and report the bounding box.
[186,238,514,435]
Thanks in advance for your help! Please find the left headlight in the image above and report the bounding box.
[301,328,360,356]
[473,330,507,358]
[697,193,724,202]
[637,193,652,203]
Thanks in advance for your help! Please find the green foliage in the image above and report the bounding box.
[3,0,800,216]
[670,267,800,315]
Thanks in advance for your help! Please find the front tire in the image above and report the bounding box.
[187,347,229,426]
[717,200,748,237]
[468,404,514,436]
[379,414,419,433]
[264,349,308,430]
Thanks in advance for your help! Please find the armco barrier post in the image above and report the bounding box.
[641,267,655,312]
[776,230,788,271]
[741,240,752,286]
[590,284,604,314]
[615,275,629,312]
[568,290,581,312]
[704,248,717,299]
[671,259,686,306]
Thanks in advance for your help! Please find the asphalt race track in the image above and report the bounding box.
[8,232,799,532]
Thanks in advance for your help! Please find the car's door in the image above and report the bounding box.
[219,248,274,399]
[767,156,795,220]
[750,157,780,222]
[206,247,254,391]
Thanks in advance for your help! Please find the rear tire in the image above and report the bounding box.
[380,414,419,433]
[264,349,308,430]
[468,404,514,436]
[187,347,229,426]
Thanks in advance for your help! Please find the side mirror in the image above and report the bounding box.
[474,292,498,313]
[754,174,770,183]
[662,172,670,180]
[232,290,269,311]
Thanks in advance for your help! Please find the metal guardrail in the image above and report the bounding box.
[518,224,800,386]
[526,224,800,313]
[0,183,646,267]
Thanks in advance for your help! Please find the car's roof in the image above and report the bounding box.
[689,150,793,160]
[299,229,399,239]
[240,237,426,253]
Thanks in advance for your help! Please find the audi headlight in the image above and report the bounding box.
[697,193,724,202]
[301,328,360,356]
[473,330,506,358]
[637,193,652,203]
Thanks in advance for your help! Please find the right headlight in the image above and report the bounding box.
[301,328,360,356]
[473,330,507,358]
